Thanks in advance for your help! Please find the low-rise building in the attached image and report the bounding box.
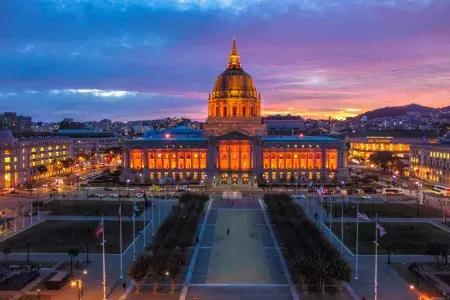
[348,130,438,165]
[57,129,121,155]
[410,142,450,186]
[0,130,74,191]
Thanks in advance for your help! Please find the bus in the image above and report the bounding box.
[432,185,450,197]
[382,187,404,195]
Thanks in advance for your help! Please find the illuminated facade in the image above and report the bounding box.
[0,130,74,191]
[122,40,347,185]
[410,143,450,186]
[348,136,421,164]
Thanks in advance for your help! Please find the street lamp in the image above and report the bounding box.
[126,179,131,197]
[71,270,88,300]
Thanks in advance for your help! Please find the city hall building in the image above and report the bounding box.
[121,41,347,186]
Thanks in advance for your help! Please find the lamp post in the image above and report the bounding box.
[71,270,88,300]
[340,180,345,255]
[36,288,41,300]
[126,178,131,198]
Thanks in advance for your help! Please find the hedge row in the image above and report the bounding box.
[129,192,208,293]
[264,193,350,293]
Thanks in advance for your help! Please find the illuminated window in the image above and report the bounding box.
[200,152,207,169]
[263,152,270,169]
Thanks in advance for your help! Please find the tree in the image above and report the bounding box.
[167,255,181,293]
[67,248,79,277]
[369,151,394,171]
[314,251,333,294]
[148,249,168,293]
[426,242,442,265]
[129,253,151,293]
[36,165,48,174]
[2,247,11,261]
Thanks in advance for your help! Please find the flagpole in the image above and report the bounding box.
[374,213,378,300]
[329,199,332,241]
[355,202,359,280]
[102,216,107,300]
[119,200,123,279]
[306,196,309,217]
[30,203,33,225]
[151,199,154,236]
[132,198,136,260]
[341,193,344,254]
[320,189,323,230]
[21,202,25,229]
[143,199,146,248]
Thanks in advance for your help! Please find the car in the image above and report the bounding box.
[95,193,105,198]
[362,195,372,200]
[292,194,307,200]
[135,193,144,198]
[110,193,119,198]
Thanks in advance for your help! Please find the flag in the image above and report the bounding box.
[317,185,324,195]
[376,223,387,237]
[357,212,371,222]
[95,220,104,239]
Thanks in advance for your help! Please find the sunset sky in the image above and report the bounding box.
[1,0,449,122]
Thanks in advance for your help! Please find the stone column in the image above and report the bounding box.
[123,149,130,168]
[321,147,328,183]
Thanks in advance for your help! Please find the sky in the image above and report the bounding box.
[0,0,449,122]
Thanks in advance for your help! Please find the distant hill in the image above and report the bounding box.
[358,103,444,120]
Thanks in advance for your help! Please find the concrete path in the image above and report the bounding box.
[183,196,296,300]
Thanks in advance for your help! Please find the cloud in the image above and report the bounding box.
[0,0,449,121]
[49,88,139,97]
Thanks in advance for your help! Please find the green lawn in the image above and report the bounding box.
[42,200,144,217]
[323,202,442,218]
[0,220,144,253]
[329,222,450,254]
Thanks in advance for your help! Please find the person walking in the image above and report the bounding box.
[226,228,230,235]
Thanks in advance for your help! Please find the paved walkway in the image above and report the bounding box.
[182,195,296,300]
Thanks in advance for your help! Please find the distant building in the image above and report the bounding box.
[264,115,305,136]
[99,119,112,132]
[348,130,438,165]
[0,112,32,133]
[56,129,121,156]
[410,143,450,186]
[0,130,73,191]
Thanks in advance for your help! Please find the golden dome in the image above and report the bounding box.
[210,39,260,100]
